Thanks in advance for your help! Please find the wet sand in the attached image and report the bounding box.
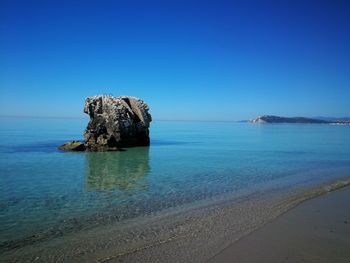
[208,186,350,263]
[2,179,350,262]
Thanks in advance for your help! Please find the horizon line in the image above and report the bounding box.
[1,115,349,122]
[0,115,242,122]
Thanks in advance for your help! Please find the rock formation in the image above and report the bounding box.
[58,141,86,151]
[83,95,152,150]
[58,95,152,151]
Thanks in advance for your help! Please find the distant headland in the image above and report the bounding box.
[250,115,350,124]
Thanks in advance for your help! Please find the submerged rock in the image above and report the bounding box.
[83,95,152,151]
[58,141,86,151]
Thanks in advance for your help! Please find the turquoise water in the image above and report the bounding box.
[1,118,350,250]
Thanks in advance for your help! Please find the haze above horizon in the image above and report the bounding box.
[1,0,349,121]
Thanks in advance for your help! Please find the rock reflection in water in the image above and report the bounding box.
[85,147,150,191]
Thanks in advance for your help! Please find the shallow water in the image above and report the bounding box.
[0,118,350,251]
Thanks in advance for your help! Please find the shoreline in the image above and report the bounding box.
[207,185,350,263]
[2,176,350,262]
[102,177,350,263]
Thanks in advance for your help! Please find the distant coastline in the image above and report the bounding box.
[250,115,350,124]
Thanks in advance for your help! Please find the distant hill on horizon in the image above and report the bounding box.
[249,115,350,124]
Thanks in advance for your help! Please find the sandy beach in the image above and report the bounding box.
[208,186,350,263]
[2,179,350,262]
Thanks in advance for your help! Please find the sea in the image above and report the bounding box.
[1,117,350,261]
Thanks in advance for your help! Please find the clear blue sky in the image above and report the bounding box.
[1,0,349,120]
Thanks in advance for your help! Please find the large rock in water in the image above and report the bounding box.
[83,95,152,151]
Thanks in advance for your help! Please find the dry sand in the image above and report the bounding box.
[207,186,350,263]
